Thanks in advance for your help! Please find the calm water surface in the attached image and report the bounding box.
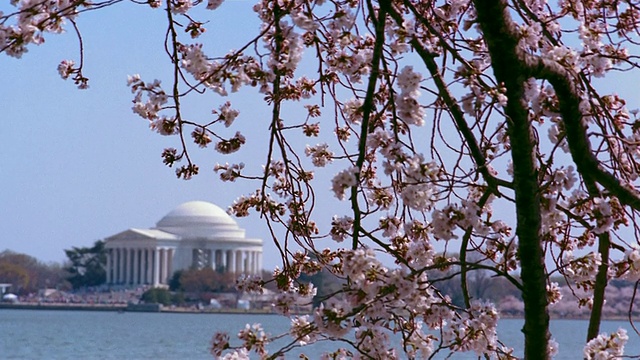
[1,309,639,359]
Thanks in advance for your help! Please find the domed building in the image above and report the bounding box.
[104,201,263,286]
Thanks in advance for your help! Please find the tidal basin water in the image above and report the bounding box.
[1,309,639,359]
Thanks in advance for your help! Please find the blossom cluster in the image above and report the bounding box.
[57,59,88,89]
[395,66,425,126]
[330,215,353,242]
[127,75,169,123]
[620,248,640,282]
[583,328,628,360]
[304,143,333,167]
[1,0,82,58]
[214,162,245,182]
[331,166,359,200]
[442,300,500,356]
[561,252,602,290]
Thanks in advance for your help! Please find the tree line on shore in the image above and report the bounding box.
[2,245,638,319]
[0,250,69,293]
[0,241,108,293]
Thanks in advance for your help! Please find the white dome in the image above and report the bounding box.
[156,201,238,232]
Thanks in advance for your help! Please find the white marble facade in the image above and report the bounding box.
[104,201,263,286]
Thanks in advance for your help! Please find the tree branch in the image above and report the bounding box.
[524,54,640,211]
[473,0,551,358]
[350,0,389,250]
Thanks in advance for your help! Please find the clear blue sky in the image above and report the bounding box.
[0,1,310,270]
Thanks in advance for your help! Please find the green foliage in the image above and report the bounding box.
[168,270,183,291]
[141,288,172,306]
[64,240,106,289]
[140,288,186,306]
[171,291,185,306]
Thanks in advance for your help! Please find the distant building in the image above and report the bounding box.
[104,201,263,287]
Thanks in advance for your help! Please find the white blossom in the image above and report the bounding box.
[331,166,358,200]
[305,143,334,167]
[584,328,628,360]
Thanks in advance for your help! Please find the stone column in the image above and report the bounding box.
[112,249,117,284]
[125,248,131,285]
[122,249,126,285]
[132,248,139,285]
[140,248,145,284]
[167,248,174,280]
[161,248,168,284]
[257,251,262,274]
[235,250,242,273]
[160,249,167,284]
[119,248,126,284]
[138,248,144,284]
[146,248,153,285]
[128,248,134,285]
[207,249,213,269]
[111,249,116,284]
[214,250,221,271]
[252,251,256,274]
[125,248,129,282]
[120,248,126,285]
[227,250,235,273]
[245,251,250,273]
[120,248,125,285]
[221,250,227,272]
[141,249,146,285]
[153,248,160,286]
[160,249,162,284]
[144,248,151,284]
[116,248,121,283]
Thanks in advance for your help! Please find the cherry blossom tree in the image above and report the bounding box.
[4,0,640,358]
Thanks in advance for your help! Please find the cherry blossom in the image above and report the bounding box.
[583,328,628,360]
[6,0,640,358]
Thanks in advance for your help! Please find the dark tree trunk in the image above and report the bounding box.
[473,0,551,358]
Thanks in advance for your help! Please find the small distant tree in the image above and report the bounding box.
[171,291,186,306]
[64,240,106,289]
[141,287,172,306]
[168,270,184,291]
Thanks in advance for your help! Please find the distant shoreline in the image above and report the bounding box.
[0,303,126,312]
[2,303,636,321]
[0,302,278,314]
